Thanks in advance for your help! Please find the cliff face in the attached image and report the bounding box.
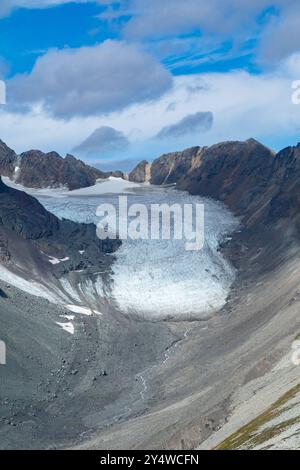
[177,139,276,227]
[131,139,300,229]
[0,140,124,190]
[17,150,108,190]
[178,140,300,232]
[150,146,200,185]
[0,140,18,177]
[128,160,151,183]
[267,144,300,222]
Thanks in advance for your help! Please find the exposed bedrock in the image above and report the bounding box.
[128,160,151,183]
[0,140,18,177]
[130,139,300,233]
[0,139,124,190]
[2,136,300,449]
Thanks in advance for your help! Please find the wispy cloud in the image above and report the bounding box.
[73,126,129,157]
[155,111,213,139]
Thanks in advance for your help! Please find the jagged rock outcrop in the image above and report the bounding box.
[107,170,125,179]
[0,177,120,273]
[0,139,124,190]
[128,160,151,183]
[177,139,276,227]
[16,150,108,190]
[130,138,300,232]
[131,139,297,229]
[150,146,201,185]
[129,147,201,185]
[0,140,18,177]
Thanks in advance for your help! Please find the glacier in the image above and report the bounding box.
[6,178,239,320]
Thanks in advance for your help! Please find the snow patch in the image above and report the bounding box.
[59,278,82,303]
[65,304,102,316]
[3,175,140,197]
[48,256,70,265]
[0,265,59,303]
[60,314,75,321]
[56,322,75,335]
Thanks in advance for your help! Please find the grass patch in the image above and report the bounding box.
[216,383,300,450]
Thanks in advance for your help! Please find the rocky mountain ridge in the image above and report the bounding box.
[0,140,124,190]
[129,139,300,232]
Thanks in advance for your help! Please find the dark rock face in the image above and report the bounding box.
[0,140,18,178]
[129,160,150,183]
[150,147,200,185]
[177,140,300,233]
[0,176,59,239]
[266,144,300,226]
[177,139,276,226]
[105,170,125,179]
[17,150,108,190]
[0,139,125,190]
[129,138,300,231]
[129,139,278,228]
[0,177,120,273]
[132,138,300,233]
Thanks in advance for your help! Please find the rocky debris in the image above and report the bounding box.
[0,139,125,190]
[0,288,7,298]
[0,232,10,263]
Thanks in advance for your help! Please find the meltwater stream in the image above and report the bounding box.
[11,179,240,320]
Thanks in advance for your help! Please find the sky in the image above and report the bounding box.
[0,0,300,170]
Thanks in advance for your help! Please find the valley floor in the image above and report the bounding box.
[75,227,300,450]
[1,223,300,449]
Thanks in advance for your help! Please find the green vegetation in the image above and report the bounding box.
[216,384,300,450]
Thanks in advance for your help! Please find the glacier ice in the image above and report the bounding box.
[24,181,239,320]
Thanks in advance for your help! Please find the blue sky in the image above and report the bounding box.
[0,2,262,77]
[0,0,300,169]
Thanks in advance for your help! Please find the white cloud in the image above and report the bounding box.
[119,0,280,38]
[1,54,300,160]
[9,40,173,118]
[259,3,300,62]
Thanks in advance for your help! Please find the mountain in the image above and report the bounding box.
[0,176,120,276]
[0,140,124,190]
[3,136,300,450]
[0,140,18,177]
[128,159,151,183]
[129,139,287,228]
